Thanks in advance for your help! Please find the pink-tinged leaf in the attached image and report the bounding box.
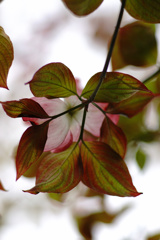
[81,72,149,103]
[25,143,81,194]
[0,27,14,89]
[28,62,77,98]
[62,0,103,16]
[123,0,160,23]
[0,181,7,191]
[1,98,49,118]
[81,141,141,197]
[111,22,157,70]
[100,116,127,158]
[16,122,49,179]
[106,91,157,118]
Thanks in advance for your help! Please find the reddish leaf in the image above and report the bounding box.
[100,116,127,158]
[107,91,156,118]
[28,62,77,98]
[62,0,103,16]
[25,143,81,194]
[81,72,149,103]
[0,181,7,191]
[1,98,49,118]
[111,21,157,70]
[16,122,49,179]
[0,27,14,89]
[81,141,141,197]
[124,0,160,23]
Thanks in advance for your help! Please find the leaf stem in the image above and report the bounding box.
[78,104,88,142]
[88,0,126,102]
[142,67,160,85]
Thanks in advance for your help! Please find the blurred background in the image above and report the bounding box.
[0,0,160,239]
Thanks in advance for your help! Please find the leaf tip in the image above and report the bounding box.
[23,187,39,195]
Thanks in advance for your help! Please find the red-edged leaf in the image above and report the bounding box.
[25,143,81,194]
[0,181,7,191]
[81,72,149,103]
[16,122,49,179]
[62,0,103,16]
[111,22,157,70]
[1,98,49,118]
[0,27,14,89]
[28,62,77,98]
[81,141,141,197]
[124,0,160,23]
[100,116,127,158]
[106,91,156,118]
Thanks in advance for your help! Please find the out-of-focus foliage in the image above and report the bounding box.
[111,21,157,70]
[0,27,14,89]
[61,0,103,16]
[0,181,7,191]
[147,233,160,240]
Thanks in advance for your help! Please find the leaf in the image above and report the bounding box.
[81,72,149,103]
[111,21,157,70]
[16,122,49,179]
[28,62,77,98]
[62,0,103,16]
[124,0,160,23]
[0,26,14,89]
[25,143,81,194]
[1,98,49,118]
[76,206,129,239]
[0,181,7,191]
[107,91,156,118]
[136,148,147,170]
[147,233,160,240]
[100,116,127,158]
[81,141,141,197]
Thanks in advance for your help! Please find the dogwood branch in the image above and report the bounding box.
[89,0,126,102]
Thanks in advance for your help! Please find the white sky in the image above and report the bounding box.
[0,0,160,240]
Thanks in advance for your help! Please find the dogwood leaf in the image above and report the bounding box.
[16,122,49,179]
[100,116,127,158]
[62,0,103,16]
[111,22,157,70]
[81,72,149,102]
[124,0,160,23]
[1,98,49,118]
[25,143,81,194]
[107,91,156,117]
[0,181,7,191]
[28,62,77,98]
[0,27,14,89]
[81,141,141,197]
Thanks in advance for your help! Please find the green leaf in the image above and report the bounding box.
[81,72,149,103]
[16,122,49,179]
[0,27,14,89]
[111,21,157,70]
[100,116,127,158]
[1,98,49,118]
[136,148,147,170]
[28,62,77,98]
[81,141,141,197]
[107,91,156,118]
[25,143,81,194]
[62,0,103,16]
[124,0,160,23]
